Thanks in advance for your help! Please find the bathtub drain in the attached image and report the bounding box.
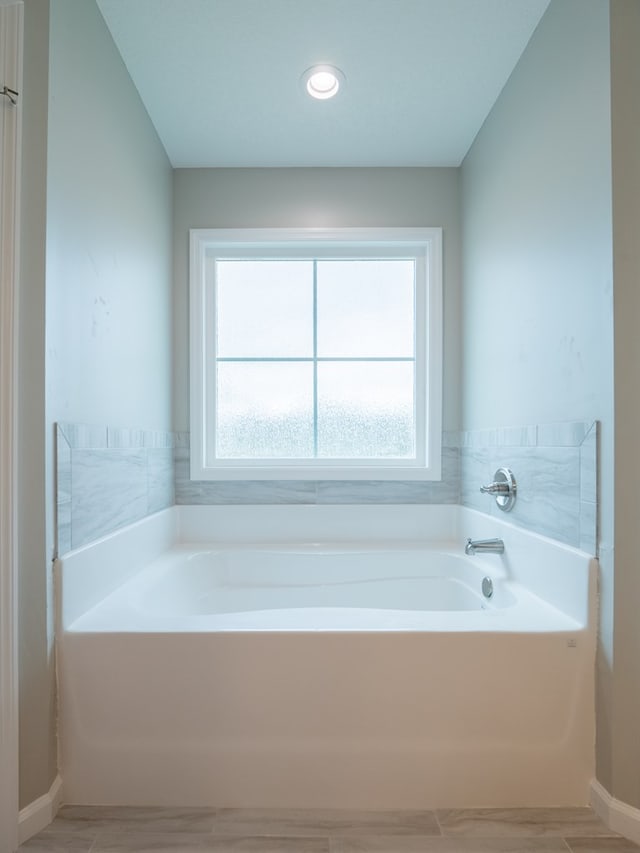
[482,576,494,599]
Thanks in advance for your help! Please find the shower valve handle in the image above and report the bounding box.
[479,468,517,512]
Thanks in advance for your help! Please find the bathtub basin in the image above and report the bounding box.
[67,542,583,633]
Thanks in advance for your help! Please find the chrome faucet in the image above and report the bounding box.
[465,537,505,555]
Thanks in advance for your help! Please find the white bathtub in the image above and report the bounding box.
[57,504,597,809]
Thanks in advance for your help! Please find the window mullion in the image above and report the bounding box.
[313,259,318,458]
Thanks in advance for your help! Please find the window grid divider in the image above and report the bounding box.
[313,259,318,457]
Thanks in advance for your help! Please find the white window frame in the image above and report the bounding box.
[189,227,442,481]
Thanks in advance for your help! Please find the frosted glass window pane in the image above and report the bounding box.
[317,260,415,357]
[317,363,415,459]
[217,363,314,458]
[216,260,313,357]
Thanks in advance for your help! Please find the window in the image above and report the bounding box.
[190,227,442,480]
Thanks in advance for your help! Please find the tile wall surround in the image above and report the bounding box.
[460,420,598,554]
[173,431,461,506]
[56,423,175,556]
[55,420,597,556]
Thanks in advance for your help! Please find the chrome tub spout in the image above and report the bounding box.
[465,537,505,556]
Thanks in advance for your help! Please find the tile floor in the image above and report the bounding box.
[16,807,640,853]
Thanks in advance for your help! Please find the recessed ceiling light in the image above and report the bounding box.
[302,65,345,100]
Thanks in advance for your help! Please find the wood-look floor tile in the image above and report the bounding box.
[50,805,218,834]
[565,838,640,852]
[91,832,216,852]
[17,828,96,852]
[437,809,615,838]
[92,833,330,853]
[330,836,571,852]
[211,810,440,837]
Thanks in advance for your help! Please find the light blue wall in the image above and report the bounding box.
[46,0,173,431]
[21,0,174,810]
[461,0,614,793]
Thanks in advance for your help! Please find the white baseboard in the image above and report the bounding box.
[18,775,63,844]
[591,778,640,845]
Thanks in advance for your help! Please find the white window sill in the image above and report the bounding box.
[189,463,443,482]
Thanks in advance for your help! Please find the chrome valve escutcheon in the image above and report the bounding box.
[480,467,517,511]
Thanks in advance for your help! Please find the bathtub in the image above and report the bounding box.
[57,504,597,809]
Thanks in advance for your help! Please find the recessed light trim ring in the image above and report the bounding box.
[302,64,345,100]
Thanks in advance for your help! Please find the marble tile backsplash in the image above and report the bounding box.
[55,420,598,555]
[460,421,598,553]
[56,423,175,556]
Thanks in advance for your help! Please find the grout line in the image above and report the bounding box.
[433,809,444,836]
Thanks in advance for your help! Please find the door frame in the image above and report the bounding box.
[0,2,23,851]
